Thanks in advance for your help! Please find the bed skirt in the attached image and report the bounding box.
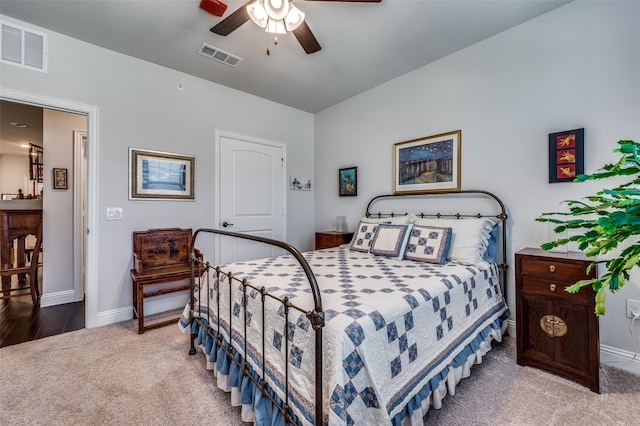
[179,309,510,426]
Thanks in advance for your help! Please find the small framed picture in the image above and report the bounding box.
[53,168,68,190]
[548,128,584,183]
[393,130,461,194]
[129,148,195,200]
[339,167,357,197]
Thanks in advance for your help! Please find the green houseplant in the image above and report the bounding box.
[536,139,640,315]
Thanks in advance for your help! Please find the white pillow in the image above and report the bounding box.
[413,217,498,265]
[369,224,413,259]
[361,213,416,224]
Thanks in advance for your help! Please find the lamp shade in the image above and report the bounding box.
[263,0,290,20]
[284,5,305,31]
[247,0,268,28]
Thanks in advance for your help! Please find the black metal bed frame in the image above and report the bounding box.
[188,190,508,425]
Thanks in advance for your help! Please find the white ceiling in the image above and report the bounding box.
[0,100,43,156]
[0,0,570,115]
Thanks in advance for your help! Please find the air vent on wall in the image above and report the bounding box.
[1,21,47,72]
[197,43,242,68]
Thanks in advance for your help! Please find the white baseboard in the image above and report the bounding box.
[506,318,516,338]
[92,292,189,328]
[40,290,76,307]
[600,344,640,375]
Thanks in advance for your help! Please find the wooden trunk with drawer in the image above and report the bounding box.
[515,247,599,392]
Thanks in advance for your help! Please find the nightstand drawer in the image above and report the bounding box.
[519,257,589,282]
[520,276,590,304]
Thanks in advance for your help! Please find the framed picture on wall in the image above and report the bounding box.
[339,167,357,197]
[393,130,461,194]
[53,168,68,190]
[548,128,584,183]
[129,148,195,200]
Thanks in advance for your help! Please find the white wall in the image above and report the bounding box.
[41,108,86,297]
[0,15,315,324]
[0,154,28,196]
[314,1,640,355]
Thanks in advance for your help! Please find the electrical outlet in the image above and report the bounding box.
[627,299,640,318]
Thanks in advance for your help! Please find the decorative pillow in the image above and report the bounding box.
[369,224,412,259]
[350,220,387,253]
[483,221,500,262]
[404,225,452,264]
[413,217,498,265]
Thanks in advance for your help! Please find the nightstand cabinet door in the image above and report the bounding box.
[315,231,354,250]
[515,248,599,393]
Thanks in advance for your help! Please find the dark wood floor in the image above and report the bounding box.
[0,296,85,348]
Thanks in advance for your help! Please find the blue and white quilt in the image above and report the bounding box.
[179,245,509,425]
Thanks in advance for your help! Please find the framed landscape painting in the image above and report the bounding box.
[129,148,195,200]
[393,130,461,194]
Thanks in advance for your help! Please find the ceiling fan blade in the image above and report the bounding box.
[210,0,253,36]
[292,21,321,54]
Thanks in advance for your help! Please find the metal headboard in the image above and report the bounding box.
[365,190,509,298]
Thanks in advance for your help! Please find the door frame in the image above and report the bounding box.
[73,130,87,302]
[214,130,287,265]
[0,87,99,327]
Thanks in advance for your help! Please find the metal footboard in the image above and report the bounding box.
[188,228,325,425]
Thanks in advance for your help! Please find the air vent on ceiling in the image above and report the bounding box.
[197,43,242,68]
[1,21,47,72]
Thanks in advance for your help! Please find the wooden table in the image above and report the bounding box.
[1,208,43,295]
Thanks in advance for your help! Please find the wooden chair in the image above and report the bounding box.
[130,228,202,333]
[0,221,43,305]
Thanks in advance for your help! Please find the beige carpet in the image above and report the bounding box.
[1,319,639,425]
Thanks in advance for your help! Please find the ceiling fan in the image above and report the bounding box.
[202,0,382,54]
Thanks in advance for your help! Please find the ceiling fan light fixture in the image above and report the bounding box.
[263,0,289,21]
[265,18,287,34]
[247,0,305,34]
[284,5,304,31]
[247,1,268,28]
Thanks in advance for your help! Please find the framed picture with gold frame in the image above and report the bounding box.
[53,168,67,190]
[129,148,195,200]
[393,130,461,194]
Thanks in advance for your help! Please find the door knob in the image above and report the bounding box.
[222,221,233,228]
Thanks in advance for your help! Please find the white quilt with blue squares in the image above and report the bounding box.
[180,245,509,425]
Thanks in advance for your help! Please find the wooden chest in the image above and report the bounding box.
[515,247,599,392]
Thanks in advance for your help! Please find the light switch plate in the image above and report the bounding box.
[106,207,123,220]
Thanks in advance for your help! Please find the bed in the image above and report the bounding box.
[179,190,510,425]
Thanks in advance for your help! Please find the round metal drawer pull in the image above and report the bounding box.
[550,284,556,292]
[549,265,556,273]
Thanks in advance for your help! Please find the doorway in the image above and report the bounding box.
[1,88,98,328]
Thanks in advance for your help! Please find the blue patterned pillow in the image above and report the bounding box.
[350,220,385,253]
[369,224,412,259]
[404,225,452,264]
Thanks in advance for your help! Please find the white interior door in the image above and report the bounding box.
[216,133,286,264]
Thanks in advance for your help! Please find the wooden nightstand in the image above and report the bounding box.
[515,247,599,392]
[315,231,354,250]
